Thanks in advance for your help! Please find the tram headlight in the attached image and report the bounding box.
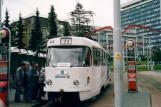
[73,80,79,86]
[46,79,52,85]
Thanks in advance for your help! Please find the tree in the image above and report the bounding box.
[11,30,17,47]
[152,48,161,64]
[48,5,58,39]
[29,8,43,51]
[107,54,113,62]
[3,9,10,43]
[140,55,147,61]
[16,13,25,49]
[63,23,70,36]
[4,9,10,28]
[68,2,94,37]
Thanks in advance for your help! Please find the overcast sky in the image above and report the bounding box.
[2,0,129,27]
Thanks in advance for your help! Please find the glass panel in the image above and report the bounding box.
[47,46,91,67]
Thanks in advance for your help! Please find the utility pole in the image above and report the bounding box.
[0,0,2,44]
[113,0,124,107]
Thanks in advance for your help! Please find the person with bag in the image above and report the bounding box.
[14,62,26,103]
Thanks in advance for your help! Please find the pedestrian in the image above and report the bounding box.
[33,63,40,100]
[38,67,45,100]
[25,62,38,103]
[23,62,30,101]
[14,62,26,103]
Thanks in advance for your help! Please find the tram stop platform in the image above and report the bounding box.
[9,89,47,107]
[123,92,151,107]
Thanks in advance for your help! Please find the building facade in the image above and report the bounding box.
[11,15,71,48]
[91,29,150,59]
[121,0,161,48]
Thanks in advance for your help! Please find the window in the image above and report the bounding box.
[47,46,91,67]
[93,48,100,66]
[101,50,104,65]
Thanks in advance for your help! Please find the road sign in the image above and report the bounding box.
[0,61,8,80]
[127,39,135,47]
[116,52,121,60]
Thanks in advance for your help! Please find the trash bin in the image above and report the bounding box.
[0,81,8,107]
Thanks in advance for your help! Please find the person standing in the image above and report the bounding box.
[25,62,38,102]
[33,63,40,100]
[14,62,26,103]
[38,67,45,100]
[23,62,30,101]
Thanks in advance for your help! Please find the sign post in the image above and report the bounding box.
[0,27,11,107]
[127,40,138,92]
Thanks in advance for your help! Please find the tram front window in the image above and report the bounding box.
[47,46,91,67]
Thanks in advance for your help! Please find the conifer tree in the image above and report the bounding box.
[16,13,25,49]
[48,5,58,39]
[29,8,43,51]
[63,23,70,36]
[3,9,10,43]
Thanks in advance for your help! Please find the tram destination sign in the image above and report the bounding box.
[60,38,72,44]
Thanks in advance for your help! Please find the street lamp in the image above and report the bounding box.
[147,45,152,70]
[113,0,123,107]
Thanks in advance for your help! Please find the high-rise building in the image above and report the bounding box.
[121,0,161,49]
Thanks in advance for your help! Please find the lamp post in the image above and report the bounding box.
[113,0,123,107]
[147,46,149,70]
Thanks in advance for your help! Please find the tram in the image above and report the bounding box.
[44,36,111,102]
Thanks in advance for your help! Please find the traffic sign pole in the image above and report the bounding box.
[113,0,124,107]
[0,0,2,56]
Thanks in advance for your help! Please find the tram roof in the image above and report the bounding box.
[47,36,107,51]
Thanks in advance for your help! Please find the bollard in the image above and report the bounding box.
[127,61,138,92]
[0,81,8,106]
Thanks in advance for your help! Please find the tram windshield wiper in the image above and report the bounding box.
[70,62,74,68]
[53,64,56,68]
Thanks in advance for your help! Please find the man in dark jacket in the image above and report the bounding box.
[25,62,38,102]
[23,62,30,101]
[14,62,26,103]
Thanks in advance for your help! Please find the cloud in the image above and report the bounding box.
[1,0,128,27]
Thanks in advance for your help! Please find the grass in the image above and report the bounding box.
[154,65,161,71]
[110,65,161,72]
[137,66,148,71]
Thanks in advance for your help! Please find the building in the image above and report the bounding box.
[90,27,150,59]
[121,0,161,49]
[11,14,72,48]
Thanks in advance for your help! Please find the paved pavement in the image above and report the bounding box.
[124,92,151,107]
[123,72,151,107]
[9,89,47,107]
[139,71,161,107]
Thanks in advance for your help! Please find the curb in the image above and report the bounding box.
[31,100,48,107]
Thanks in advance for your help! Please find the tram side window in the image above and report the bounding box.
[83,47,91,67]
[101,50,104,65]
[93,48,100,66]
[104,52,107,65]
